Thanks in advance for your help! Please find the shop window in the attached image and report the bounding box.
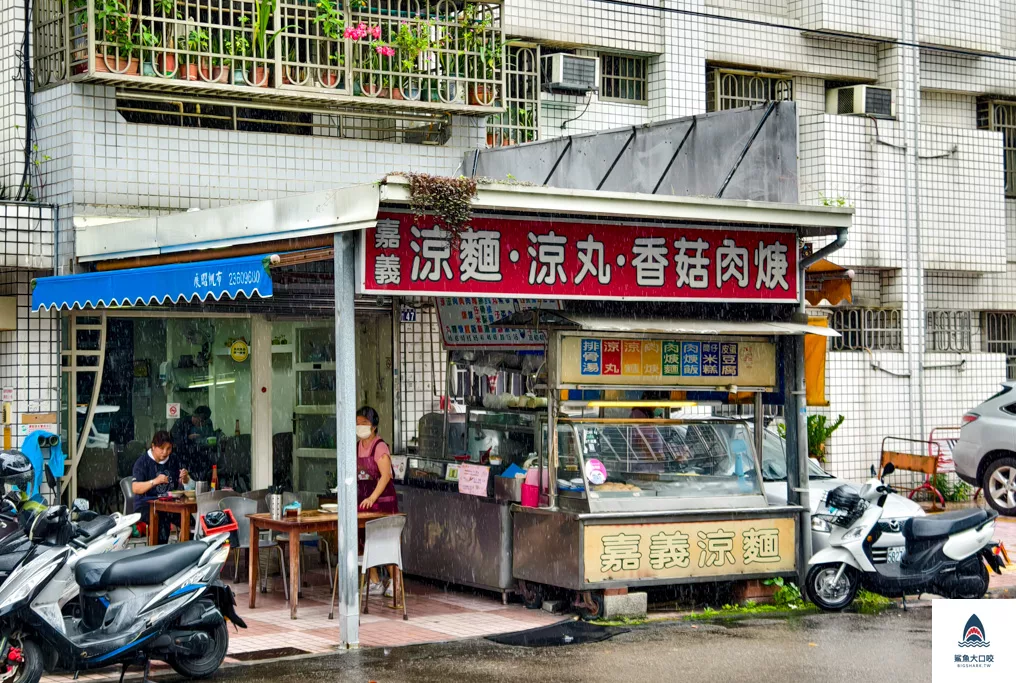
[486,45,541,147]
[600,54,648,104]
[977,99,1016,197]
[707,67,793,112]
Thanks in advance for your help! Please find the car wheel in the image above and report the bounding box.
[983,457,1016,516]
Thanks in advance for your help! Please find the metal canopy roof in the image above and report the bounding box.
[75,175,851,264]
[494,310,840,338]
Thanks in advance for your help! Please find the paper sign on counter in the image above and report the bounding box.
[458,464,490,497]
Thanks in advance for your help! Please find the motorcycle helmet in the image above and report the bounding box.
[203,510,229,529]
[0,450,32,493]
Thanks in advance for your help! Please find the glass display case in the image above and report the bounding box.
[406,407,539,494]
[552,418,768,512]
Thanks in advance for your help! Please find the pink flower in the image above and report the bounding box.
[371,25,381,39]
[376,45,395,57]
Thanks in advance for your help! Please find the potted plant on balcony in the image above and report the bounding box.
[225,33,252,85]
[177,27,209,81]
[311,0,344,88]
[197,30,230,83]
[92,0,139,75]
[457,5,501,106]
[345,22,391,97]
[391,20,431,101]
[136,25,163,77]
[151,0,179,76]
[248,0,292,87]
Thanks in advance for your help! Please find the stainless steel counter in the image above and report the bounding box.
[397,485,515,595]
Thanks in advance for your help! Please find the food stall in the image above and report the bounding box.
[500,313,807,612]
[357,193,847,614]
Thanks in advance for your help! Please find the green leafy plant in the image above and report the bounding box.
[459,4,501,79]
[775,415,845,463]
[392,21,432,73]
[763,577,804,608]
[807,414,844,463]
[225,34,252,59]
[929,474,973,503]
[154,0,175,14]
[313,0,344,41]
[95,0,136,57]
[819,193,850,208]
[853,590,892,614]
[250,0,292,61]
[179,28,209,52]
[398,173,477,246]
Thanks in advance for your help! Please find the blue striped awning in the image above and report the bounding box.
[31,253,274,311]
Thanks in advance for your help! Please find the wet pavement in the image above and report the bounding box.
[208,606,933,683]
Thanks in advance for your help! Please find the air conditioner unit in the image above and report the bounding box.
[826,85,894,118]
[541,53,599,93]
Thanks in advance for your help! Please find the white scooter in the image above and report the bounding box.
[806,463,1004,611]
[0,506,245,683]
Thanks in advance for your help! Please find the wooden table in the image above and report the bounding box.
[248,511,398,619]
[148,498,198,546]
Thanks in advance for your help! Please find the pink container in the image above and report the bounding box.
[520,483,539,507]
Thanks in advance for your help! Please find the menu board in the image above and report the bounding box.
[436,297,560,350]
[560,336,777,388]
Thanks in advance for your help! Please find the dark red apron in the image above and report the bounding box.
[356,438,398,513]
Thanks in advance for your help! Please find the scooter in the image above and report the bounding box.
[0,506,245,683]
[806,463,1005,611]
[0,495,136,586]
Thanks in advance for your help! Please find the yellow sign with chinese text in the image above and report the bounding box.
[561,336,776,388]
[229,339,250,363]
[583,517,796,584]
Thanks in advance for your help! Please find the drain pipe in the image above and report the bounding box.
[793,225,848,582]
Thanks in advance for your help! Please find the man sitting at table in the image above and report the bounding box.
[132,430,190,544]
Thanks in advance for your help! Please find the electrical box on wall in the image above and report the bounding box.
[0,297,16,331]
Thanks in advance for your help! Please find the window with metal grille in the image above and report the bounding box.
[600,54,648,104]
[978,100,1016,198]
[926,310,972,353]
[707,67,793,112]
[983,311,1016,379]
[829,307,903,351]
[486,45,540,148]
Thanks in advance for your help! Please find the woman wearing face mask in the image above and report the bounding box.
[356,406,398,514]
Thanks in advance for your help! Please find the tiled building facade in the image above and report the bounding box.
[4,0,1016,476]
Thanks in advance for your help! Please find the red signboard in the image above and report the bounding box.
[359,212,799,302]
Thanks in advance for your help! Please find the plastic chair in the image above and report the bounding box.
[218,496,288,598]
[330,515,407,621]
[242,488,270,513]
[120,477,135,515]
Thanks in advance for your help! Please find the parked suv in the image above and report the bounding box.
[955,382,1016,515]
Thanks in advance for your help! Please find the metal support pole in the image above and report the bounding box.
[546,330,560,509]
[334,232,359,648]
[782,335,812,587]
[753,391,764,475]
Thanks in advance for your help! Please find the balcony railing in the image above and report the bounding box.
[35,0,504,115]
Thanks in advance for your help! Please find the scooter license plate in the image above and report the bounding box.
[886,546,905,563]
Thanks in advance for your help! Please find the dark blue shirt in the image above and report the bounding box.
[132,450,182,519]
